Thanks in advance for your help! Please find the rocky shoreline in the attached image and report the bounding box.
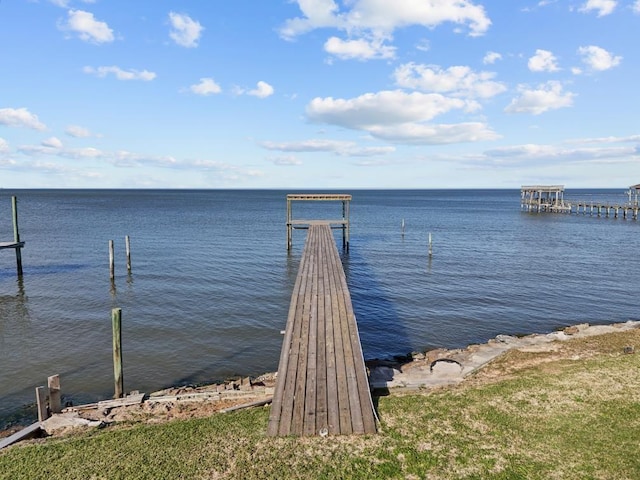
[367,320,639,391]
[2,320,638,446]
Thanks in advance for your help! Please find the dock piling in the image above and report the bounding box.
[109,240,115,280]
[11,196,23,275]
[35,386,49,422]
[125,235,132,273]
[48,375,62,414]
[428,232,433,257]
[112,308,124,399]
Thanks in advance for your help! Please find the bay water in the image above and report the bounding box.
[1,189,638,427]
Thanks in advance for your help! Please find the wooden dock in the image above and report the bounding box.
[286,194,351,251]
[267,223,376,437]
[521,185,640,220]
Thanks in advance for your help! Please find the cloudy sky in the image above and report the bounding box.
[1,0,639,189]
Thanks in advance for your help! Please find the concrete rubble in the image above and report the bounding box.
[368,320,640,391]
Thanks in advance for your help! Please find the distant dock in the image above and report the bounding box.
[521,185,640,220]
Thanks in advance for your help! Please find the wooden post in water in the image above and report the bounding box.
[109,240,115,280]
[112,308,124,399]
[343,198,350,251]
[401,218,405,236]
[48,375,61,414]
[11,196,23,276]
[286,197,292,251]
[125,235,132,273]
[428,232,433,257]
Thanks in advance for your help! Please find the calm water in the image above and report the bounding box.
[1,189,638,427]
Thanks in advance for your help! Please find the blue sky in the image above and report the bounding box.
[1,0,639,189]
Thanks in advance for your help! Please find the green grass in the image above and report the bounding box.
[2,332,639,479]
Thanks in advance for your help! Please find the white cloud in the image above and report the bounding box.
[566,134,640,144]
[483,51,502,65]
[306,90,467,129]
[60,9,114,44]
[19,144,104,159]
[268,155,303,166]
[634,0,640,13]
[109,150,178,167]
[49,0,95,7]
[248,81,275,98]
[393,63,506,98]
[190,78,222,96]
[482,143,636,164]
[528,49,560,72]
[416,39,430,52]
[324,36,396,60]
[579,0,617,16]
[83,66,156,81]
[0,107,47,130]
[261,139,357,153]
[578,45,622,71]
[304,90,498,145]
[42,137,63,149]
[66,125,92,138]
[505,81,575,115]
[261,139,395,156]
[0,138,9,153]
[368,122,499,144]
[347,146,396,156]
[280,0,491,44]
[168,12,203,48]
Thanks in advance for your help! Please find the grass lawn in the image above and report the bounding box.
[1,330,639,479]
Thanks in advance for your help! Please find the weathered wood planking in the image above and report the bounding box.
[267,224,376,436]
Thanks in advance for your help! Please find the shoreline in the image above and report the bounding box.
[2,319,638,445]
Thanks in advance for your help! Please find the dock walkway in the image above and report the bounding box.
[267,223,376,436]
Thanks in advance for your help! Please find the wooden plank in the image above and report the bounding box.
[314,227,329,434]
[325,227,352,435]
[336,250,377,434]
[97,393,145,409]
[278,224,318,435]
[290,228,316,435]
[327,226,375,434]
[327,233,361,434]
[321,227,340,435]
[267,227,312,436]
[286,194,352,201]
[275,233,313,436]
[0,241,24,250]
[267,251,303,434]
[302,227,321,436]
[0,422,42,450]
